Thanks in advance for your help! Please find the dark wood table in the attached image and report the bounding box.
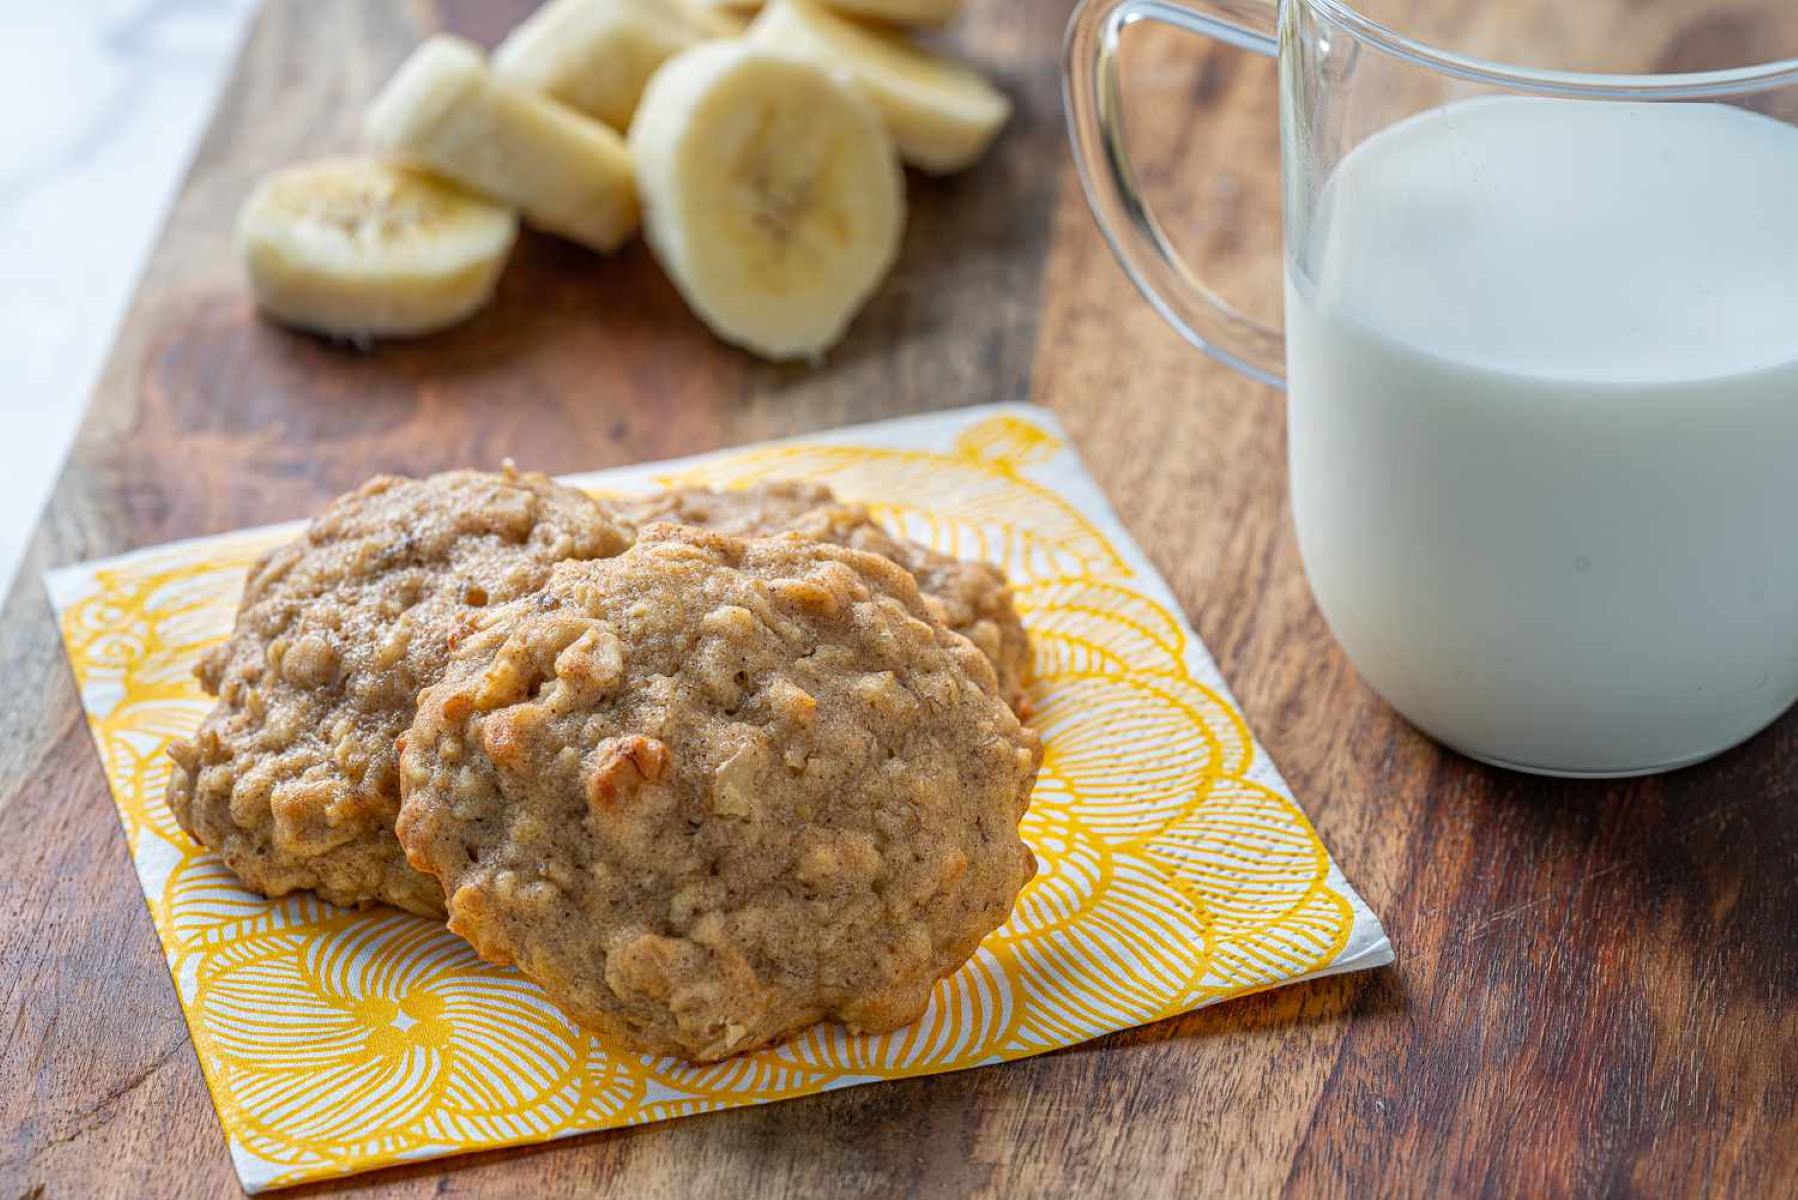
[2,1,1793,1195]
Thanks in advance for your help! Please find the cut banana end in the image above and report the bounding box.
[818,0,964,26]
[492,0,731,131]
[751,0,1010,174]
[366,35,639,253]
[237,157,518,339]
[630,42,904,361]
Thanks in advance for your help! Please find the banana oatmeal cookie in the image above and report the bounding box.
[395,525,1040,1061]
[614,479,838,538]
[615,481,1031,713]
[166,468,630,916]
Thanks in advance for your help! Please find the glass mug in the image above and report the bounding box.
[1064,0,1798,777]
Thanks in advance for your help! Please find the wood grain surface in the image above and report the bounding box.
[3,1,1795,1196]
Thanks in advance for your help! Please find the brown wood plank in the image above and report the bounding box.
[1034,7,1798,1199]
[1,0,1794,1197]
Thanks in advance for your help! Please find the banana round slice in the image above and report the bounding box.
[366,35,639,253]
[819,0,964,25]
[492,0,735,132]
[236,157,518,340]
[630,42,905,361]
[752,0,1009,173]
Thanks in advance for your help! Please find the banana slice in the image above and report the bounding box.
[365,35,639,253]
[751,0,1009,173]
[237,157,517,340]
[630,42,904,361]
[818,0,963,25]
[492,0,736,131]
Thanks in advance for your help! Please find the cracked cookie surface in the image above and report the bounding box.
[396,525,1040,1060]
[166,469,630,916]
[616,482,1031,714]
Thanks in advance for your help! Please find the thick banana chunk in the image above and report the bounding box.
[492,0,734,131]
[630,42,904,361]
[237,157,517,339]
[366,35,639,252]
[752,0,1009,173]
[819,0,964,25]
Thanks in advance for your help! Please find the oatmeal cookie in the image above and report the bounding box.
[616,482,1031,713]
[165,469,630,916]
[614,479,837,538]
[396,525,1040,1061]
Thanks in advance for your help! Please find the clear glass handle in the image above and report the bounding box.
[1063,0,1285,388]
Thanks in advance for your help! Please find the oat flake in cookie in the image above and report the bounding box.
[396,526,1041,1061]
[166,469,630,917]
[616,481,1033,715]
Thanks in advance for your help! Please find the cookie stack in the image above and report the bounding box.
[167,468,1039,1062]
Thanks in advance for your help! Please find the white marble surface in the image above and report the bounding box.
[0,0,257,598]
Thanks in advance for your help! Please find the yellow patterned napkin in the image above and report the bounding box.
[49,404,1389,1192]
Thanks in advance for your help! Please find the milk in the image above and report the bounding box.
[1285,97,1798,775]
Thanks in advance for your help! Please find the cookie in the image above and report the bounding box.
[616,482,1031,713]
[396,525,1040,1061]
[166,468,630,916]
[614,479,837,538]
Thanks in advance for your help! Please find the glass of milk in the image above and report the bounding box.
[1065,0,1798,776]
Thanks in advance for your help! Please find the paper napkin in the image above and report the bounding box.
[49,403,1391,1191]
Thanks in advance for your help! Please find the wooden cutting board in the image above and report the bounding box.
[2,1,1793,1196]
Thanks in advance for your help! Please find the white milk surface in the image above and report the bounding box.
[1286,97,1798,774]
